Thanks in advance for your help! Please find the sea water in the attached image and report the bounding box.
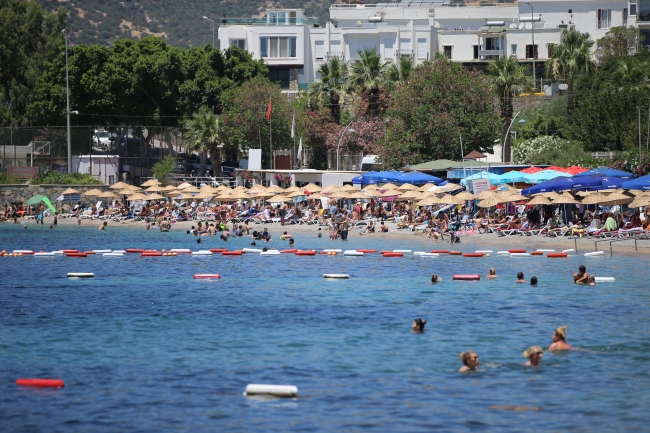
[1,224,650,432]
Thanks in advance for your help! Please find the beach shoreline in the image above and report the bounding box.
[10,215,650,255]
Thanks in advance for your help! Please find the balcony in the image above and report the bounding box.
[395,49,414,58]
[479,49,503,58]
[638,13,650,22]
[326,52,345,61]
[221,17,319,26]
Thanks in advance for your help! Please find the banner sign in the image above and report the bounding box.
[52,164,68,173]
[8,166,40,178]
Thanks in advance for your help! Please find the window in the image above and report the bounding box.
[443,45,452,58]
[268,11,288,25]
[331,40,341,53]
[630,4,637,15]
[231,39,246,50]
[315,40,324,59]
[511,44,517,55]
[568,9,572,14]
[598,9,612,29]
[260,37,297,58]
[417,38,427,59]
[525,44,538,59]
[268,69,291,89]
[400,38,411,50]
[473,45,479,59]
[547,43,555,58]
[624,8,628,26]
[384,39,395,58]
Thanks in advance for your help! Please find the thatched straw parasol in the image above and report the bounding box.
[145,185,164,192]
[283,185,303,193]
[418,183,438,192]
[82,188,104,196]
[303,183,322,193]
[145,193,165,200]
[397,190,422,200]
[599,190,634,206]
[61,187,80,195]
[526,195,552,206]
[476,190,497,200]
[162,185,177,191]
[500,193,529,203]
[166,190,182,197]
[307,193,326,199]
[265,185,285,194]
[379,189,402,198]
[98,191,118,199]
[580,193,607,205]
[416,195,443,206]
[229,190,255,200]
[540,191,562,200]
[181,186,200,193]
[477,197,501,208]
[127,193,148,201]
[109,181,130,190]
[397,183,419,191]
[439,194,465,205]
[552,193,579,204]
[141,179,160,187]
[454,191,476,201]
[194,191,215,199]
[267,194,291,203]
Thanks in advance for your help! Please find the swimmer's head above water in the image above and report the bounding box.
[412,318,426,333]
[459,351,479,370]
[523,346,543,366]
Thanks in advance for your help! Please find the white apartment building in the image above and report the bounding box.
[218,1,642,91]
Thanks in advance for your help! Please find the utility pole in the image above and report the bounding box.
[63,29,72,173]
[638,106,642,161]
[526,2,535,85]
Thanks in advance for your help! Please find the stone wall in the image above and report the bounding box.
[0,185,109,205]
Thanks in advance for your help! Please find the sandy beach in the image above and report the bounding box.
[17,215,650,255]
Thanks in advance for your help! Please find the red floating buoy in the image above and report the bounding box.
[382,252,403,257]
[531,251,544,256]
[449,251,462,256]
[222,251,243,256]
[463,253,484,257]
[430,250,450,254]
[508,249,526,254]
[125,248,145,253]
[280,249,298,253]
[142,252,163,257]
[16,378,65,388]
[65,252,87,257]
[60,249,78,254]
[193,274,221,279]
[357,249,377,253]
[547,252,568,258]
[209,248,228,253]
[82,251,96,255]
[453,274,481,281]
[295,250,316,256]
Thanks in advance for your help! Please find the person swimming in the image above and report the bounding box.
[459,351,479,372]
[412,318,426,333]
[548,326,572,350]
[486,268,497,279]
[523,346,543,366]
[587,275,596,286]
[530,276,538,286]
[431,275,441,283]
[516,272,525,283]
[574,265,589,284]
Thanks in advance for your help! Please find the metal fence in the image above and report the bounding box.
[0,126,202,185]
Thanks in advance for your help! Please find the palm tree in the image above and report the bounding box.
[487,55,530,161]
[546,29,596,125]
[381,56,414,94]
[183,107,220,176]
[347,47,387,116]
[612,57,650,91]
[308,57,349,123]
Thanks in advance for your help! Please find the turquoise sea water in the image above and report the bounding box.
[1,223,650,432]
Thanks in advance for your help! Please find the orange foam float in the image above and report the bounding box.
[295,250,316,256]
[357,249,377,253]
[463,253,484,258]
[382,252,403,257]
[16,378,65,388]
[430,250,450,254]
[453,274,481,281]
[547,252,568,258]
[193,274,221,279]
[508,249,526,253]
[65,252,87,257]
[125,248,145,253]
[222,251,243,256]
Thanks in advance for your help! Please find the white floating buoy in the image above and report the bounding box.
[112,250,126,254]
[93,249,112,253]
[536,249,555,252]
[562,249,576,254]
[323,274,350,279]
[34,252,56,257]
[393,249,411,253]
[260,250,281,255]
[594,276,615,282]
[243,248,263,253]
[322,249,342,253]
[51,251,64,255]
[497,251,511,255]
[103,253,124,257]
[510,253,530,257]
[584,251,604,257]
[13,250,34,254]
[191,251,213,255]
[417,253,439,257]
[170,248,191,253]
[67,272,94,278]
[245,384,298,398]
[343,250,364,256]
[475,250,493,253]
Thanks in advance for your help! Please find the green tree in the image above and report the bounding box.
[0,0,67,127]
[545,29,597,125]
[347,48,387,117]
[308,57,348,124]
[381,56,413,94]
[512,136,597,166]
[486,55,530,162]
[183,108,220,176]
[151,154,176,186]
[612,56,650,91]
[596,26,646,62]
[379,59,501,168]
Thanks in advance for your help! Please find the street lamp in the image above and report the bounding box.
[336,119,355,171]
[63,29,72,173]
[526,2,536,86]
[203,16,215,47]
[502,111,525,163]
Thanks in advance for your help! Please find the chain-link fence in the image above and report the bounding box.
[0,126,198,185]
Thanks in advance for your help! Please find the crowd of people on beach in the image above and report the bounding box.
[416,265,594,371]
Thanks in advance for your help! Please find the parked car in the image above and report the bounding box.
[93,130,111,149]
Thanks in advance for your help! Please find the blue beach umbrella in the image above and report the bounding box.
[351,171,383,185]
[522,170,572,184]
[575,166,633,180]
[398,171,442,185]
[621,173,650,191]
[522,175,602,195]
[498,170,526,184]
[378,170,403,183]
[460,171,502,186]
[586,175,628,191]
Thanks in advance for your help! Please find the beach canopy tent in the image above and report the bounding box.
[408,159,465,171]
[495,170,526,184]
[621,174,650,191]
[397,171,442,185]
[522,175,602,195]
[522,170,572,184]
[520,166,545,174]
[26,194,56,213]
[460,171,502,186]
[574,166,633,180]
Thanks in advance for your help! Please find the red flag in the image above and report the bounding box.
[265,96,272,120]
